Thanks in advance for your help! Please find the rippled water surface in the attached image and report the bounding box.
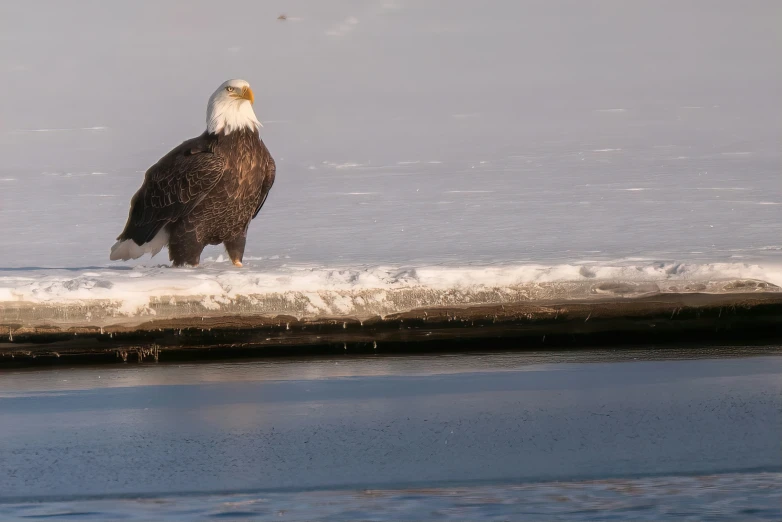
[3,473,779,521]
[2,351,780,520]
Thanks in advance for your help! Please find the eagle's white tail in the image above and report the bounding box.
[110,229,169,261]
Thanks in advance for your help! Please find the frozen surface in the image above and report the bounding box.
[0,1,780,288]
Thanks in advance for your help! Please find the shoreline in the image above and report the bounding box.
[2,291,781,367]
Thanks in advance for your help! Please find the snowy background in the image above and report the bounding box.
[0,0,780,308]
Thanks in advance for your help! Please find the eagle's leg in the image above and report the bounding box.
[169,229,205,267]
[224,236,246,268]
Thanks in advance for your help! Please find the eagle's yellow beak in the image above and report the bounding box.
[240,86,254,105]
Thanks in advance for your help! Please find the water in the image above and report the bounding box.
[2,473,780,521]
[1,349,780,520]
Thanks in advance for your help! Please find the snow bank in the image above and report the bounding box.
[1,261,779,325]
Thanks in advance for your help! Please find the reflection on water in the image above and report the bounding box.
[2,473,779,521]
[4,346,780,397]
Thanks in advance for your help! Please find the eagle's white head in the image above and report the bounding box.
[206,79,262,135]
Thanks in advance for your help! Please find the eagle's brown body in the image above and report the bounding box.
[114,128,275,266]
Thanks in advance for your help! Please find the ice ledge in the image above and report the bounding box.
[1,261,780,325]
[2,291,782,367]
[2,262,782,366]
[0,277,778,328]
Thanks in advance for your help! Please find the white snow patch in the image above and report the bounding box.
[326,16,359,37]
[694,187,751,191]
[1,261,779,320]
[11,126,107,133]
[723,200,781,206]
[42,172,107,178]
[322,161,369,169]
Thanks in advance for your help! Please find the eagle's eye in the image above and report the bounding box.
[226,86,234,92]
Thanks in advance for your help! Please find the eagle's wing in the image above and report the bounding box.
[252,141,277,219]
[118,134,226,245]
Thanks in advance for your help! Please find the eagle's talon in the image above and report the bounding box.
[232,260,243,268]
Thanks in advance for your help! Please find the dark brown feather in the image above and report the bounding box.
[116,128,275,266]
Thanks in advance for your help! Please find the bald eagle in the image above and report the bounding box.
[110,79,275,267]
